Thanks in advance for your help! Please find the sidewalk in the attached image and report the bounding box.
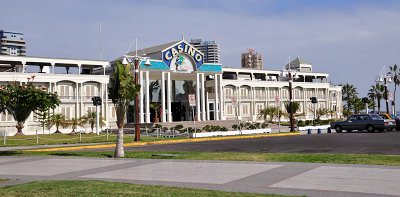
[0,156,398,197]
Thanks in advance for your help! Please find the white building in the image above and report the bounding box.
[0,55,111,135]
[0,39,342,135]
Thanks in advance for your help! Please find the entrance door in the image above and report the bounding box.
[209,103,215,120]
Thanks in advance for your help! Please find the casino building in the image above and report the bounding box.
[0,38,342,135]
[112,39,342,124]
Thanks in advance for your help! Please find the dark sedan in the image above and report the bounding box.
[331,114,385,133]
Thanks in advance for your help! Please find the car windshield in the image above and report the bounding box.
[370,114,383,120]
[388,114,399,120]
[379,114,388,119]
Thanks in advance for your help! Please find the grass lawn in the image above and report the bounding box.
[0,133,188,147]
[0,180,292,197]
[5,150,400,166]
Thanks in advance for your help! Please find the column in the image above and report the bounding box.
[251,86,255,121]
[145,71,150,123]
[167,72,172,122]
[214,74,219,120]
[206,92,210,120]
[80,83,84,117]
[78,64,81,75]
[219,74,224,120]
[161,72,166,122]
[105,82,109,124]
[201,73,206,121]
[75,83,79,118]
[100,83,104,120]
[196,73,200,121]
[51,63,55,74]
[139,71,144,123]
[22,62,26,73]
[237,86,241,117]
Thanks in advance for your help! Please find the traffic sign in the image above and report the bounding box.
[231,97,237,106]
[275,97,280,104]
[189,94,196,106]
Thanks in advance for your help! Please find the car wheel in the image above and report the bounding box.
[366,125,375,133]
[387,128,394,131]
[335,126,343,133]
[346,130,352,133]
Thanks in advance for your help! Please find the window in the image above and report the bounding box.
[86,106,96,114]
[241,103,250,115]
[256,104,264,114]
[60,106,72,120]
[226,104,234,115]
[85,85,97,97]
[0,111,13,122]
[110,106,117,118]
[59,85,71,97]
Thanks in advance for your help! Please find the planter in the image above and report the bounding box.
[190,128,271,138]
[298,125,330,131]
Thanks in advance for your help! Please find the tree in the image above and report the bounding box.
[150,103,160,122]
[81,111,106,134]
[389,64,399,113]
[46,113,68,133]
[258,106,277,122]
[373,83,385,113]
[0,86,8,114]
[4,77,60,135]
[368,85,377,112]
[68,117,85,134]
[342,83,358,112]
[108,61,140,158]
[283,101,304,117]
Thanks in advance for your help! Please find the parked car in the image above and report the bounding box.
[387,114,400,131]
[378,114,396,131]
[331,114,385,133]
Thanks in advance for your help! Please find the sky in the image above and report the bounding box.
[1,0,400,108]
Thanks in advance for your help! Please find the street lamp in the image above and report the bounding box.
[375,65,393,114]
[122,38,151,142]
[281,58,299,132]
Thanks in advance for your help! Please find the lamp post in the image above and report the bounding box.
[282,57,299,132]
[122,39,151,142]
[375,65,393,114]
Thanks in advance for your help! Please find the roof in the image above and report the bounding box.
[114,40,181,62]
[285,57,311,67]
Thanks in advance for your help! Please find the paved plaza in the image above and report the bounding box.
[0,156,399,197]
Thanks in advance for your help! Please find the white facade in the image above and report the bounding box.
[0,55,113,135]
[210,67,342,122]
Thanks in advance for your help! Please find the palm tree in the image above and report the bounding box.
[342,83,358,112]
[68,117,85,134]
[149,81,159,102]
[81,111,106,134]
[283,101,305,120]
[150,103,161,122]
[389,64,399,113]
[374,83,385,113]
[368,85,377,112]
[258,106,277,122]
[108,61,140,158]
[46,113,68,133]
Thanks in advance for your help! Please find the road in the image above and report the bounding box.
[91,132,400,155]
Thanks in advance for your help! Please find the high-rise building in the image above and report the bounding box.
[190,39,220,63]
[0,30,26,56]
[241,49,262,69]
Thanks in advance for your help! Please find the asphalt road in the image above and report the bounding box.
[91,132,400,155]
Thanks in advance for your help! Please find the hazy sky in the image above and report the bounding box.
[1,0,400,106]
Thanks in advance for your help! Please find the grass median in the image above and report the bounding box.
[4,150,400,166]
[0,133,188,147]
[0,180,292,197]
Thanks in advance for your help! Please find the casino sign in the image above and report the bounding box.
[162,41,204,73]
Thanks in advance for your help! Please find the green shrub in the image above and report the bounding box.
[154,124,162,128]
[162,127,168,131]
[175,124,184,130]
[305,120,312,126]
[261,123,268,128]
[254,123,260,129]
[232,124,238,130]
[220,127,228,131]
